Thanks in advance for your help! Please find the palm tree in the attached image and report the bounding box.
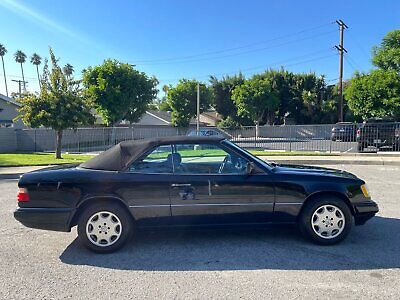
[14,50,27,91]
[63,63,74,79]
[30,53,42,89]
[0,44,8,97]
[162,84,169,98]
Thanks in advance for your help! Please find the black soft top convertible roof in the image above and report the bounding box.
[80,136,225,171]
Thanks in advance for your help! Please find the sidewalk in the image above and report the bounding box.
[258,155,400,166]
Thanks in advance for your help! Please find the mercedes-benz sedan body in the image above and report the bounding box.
[14,136,378,253]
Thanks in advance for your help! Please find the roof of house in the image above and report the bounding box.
[146,110,172,124]
[145,110,210,125]
[0,93,21,107]
[200,111,222,121]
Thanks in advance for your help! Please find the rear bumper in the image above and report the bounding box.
[354,200,379,225]
[14,207,75,232]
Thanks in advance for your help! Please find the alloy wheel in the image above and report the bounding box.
[86,211,122,247]
[310,204,345,239]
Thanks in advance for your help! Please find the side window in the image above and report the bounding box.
[129,145,173,173]
[173,143,248,174]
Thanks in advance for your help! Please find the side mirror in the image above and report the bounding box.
[246,162,255,176]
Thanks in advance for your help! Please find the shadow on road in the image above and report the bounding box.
[0,174,22,180]
[60,216,400,271]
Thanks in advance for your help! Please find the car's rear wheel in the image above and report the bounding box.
[299,196,353,245]
[77,202,133,253]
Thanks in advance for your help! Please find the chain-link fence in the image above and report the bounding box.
[8,122,400,153]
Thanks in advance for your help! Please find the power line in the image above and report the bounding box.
[158,50,337,84]
[135,30,337,66]
[347,31,370,59]
[132,22,334,64]
[344,55,358,72]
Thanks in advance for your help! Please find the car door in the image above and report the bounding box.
[116,144,173,226]
[169,142,275,225]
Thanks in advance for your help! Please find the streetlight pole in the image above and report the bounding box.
[197,83,200,136]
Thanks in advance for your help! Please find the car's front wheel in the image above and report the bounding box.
[299,196,353,245]
[77,202,133,253]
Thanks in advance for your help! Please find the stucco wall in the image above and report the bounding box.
[0,128,17,152]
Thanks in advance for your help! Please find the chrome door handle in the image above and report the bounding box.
[171,183,192,187]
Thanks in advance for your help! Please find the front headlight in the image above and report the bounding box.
[361,184,370,198]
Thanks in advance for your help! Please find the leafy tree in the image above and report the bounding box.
[16,48,95,158]
[14,50,27,91]
[0,43,8,96]
[372,30,400,73]
[209,74,244,120]
[30,53,42,88]
[217,116,242,129]
[232,75,279,125]
[63,63,74,79]
[166,79,212,127]
[83,60,158,125]
[345,69,400,120]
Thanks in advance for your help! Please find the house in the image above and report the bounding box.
[0,93,23,128]
[199,111,222,126]
[133,110,220,127]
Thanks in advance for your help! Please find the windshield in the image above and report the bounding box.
[222,140,274,169]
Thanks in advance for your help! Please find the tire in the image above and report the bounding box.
[77,202,133,253]
[299,196,353,245]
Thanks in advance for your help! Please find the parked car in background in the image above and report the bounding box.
[357,118,400,152]
[14,136,378,253]
[187,128,225,137]
[331,122,357,142]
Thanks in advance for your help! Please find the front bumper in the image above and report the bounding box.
[14,207,75,232]
[354,200,379,225]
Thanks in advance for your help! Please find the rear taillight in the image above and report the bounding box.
[17,188,30,202]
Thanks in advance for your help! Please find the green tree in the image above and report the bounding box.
[344,69,400,120]
[166,79,212,127]
[16,48,95,159]
[30,53,42,88]
[0,44,8,96]
[209,74,244,119]
[372,30,400,72]
[83,60,158,125]
[63,63,74,79]
[232,75,279,125]
[14,50,27,91]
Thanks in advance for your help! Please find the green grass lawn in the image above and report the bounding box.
[0,150,337,167]
[0,153,95,167]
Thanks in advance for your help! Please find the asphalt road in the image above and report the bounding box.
[0,165,399,299]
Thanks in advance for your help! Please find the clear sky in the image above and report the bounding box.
[0,0,399,96]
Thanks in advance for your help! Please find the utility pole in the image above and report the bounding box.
[12,79,28,98]
[335,19,348,122]
[196,83,200,136]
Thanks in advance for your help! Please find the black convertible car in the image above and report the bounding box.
[14,136,378,253]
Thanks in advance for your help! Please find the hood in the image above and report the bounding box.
[272,163,358,180]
